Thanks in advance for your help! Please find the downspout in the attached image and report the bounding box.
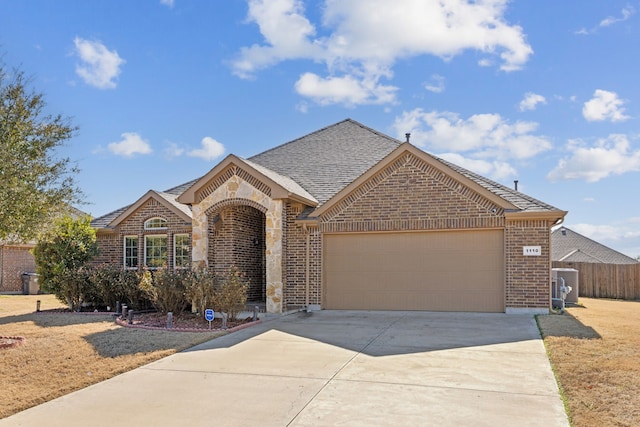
[304,224,310,310]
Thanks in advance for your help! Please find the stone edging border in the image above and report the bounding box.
[0,336,26,349]
[114,317,262,333]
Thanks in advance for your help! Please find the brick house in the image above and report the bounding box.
[0,206,89,294]
[0,243,37,293]
[91,119,567,314]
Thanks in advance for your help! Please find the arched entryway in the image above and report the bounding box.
[207,202,266,304]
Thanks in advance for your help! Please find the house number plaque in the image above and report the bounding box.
[523,246,542,256]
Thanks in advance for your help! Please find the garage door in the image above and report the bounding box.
[324,230,504,312]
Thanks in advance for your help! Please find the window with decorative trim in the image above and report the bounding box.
[144,217,167,230]
[145,235,167,268]
[124,236,138,269]
[174,234,190,269]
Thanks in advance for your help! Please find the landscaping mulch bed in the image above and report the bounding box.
[36,307,260,332]
[0,336,26,349]
[121,311,257,332]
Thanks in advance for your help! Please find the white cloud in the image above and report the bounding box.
[160,0,174,7]
[424,74,445,93]
[233,0,532,106]
[582,89,629,122]
[163,141,184,159]
[519,92,546,111]
[600,6,635,27]
[437,152,517,181]
[392,108,552,160]
[573,222,640,245]
[73,37,125,89]
[576,6,636,35]
[108,133,152,157]
[188,137,225,161]
[548,134,640,182]
[294,72,397,106]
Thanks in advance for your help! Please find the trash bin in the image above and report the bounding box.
[21,273,40,295]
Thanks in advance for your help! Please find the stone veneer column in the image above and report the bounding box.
[265,199,283,313]
[190,175,284,314]
[191,203,208,269]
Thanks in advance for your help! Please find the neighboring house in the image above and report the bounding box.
[0,242,37,293]
[91,119,567,314]
[552,227,638,264]
[0,206,89,293]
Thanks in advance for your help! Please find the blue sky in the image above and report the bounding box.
[1,0,639,257]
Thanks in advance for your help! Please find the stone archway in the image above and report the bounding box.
[190,175,284,313]
[207,203,266,303]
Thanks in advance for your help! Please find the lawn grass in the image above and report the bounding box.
[0,294,225,419]
[537,297,640,427]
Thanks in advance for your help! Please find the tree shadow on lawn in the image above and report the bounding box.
[83,327,225,358]
[537,311,601,339]
[0,311,115,327]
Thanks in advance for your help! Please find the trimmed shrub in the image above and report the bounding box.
[212,267,248,321]
[184,268,217,316]
[143,269,188,315]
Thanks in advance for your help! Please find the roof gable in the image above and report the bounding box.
[177,154,317,206]
[310,142,539,219]
[107,190,192,228]
[552,227,638,264]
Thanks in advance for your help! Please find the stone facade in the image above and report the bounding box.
[190,170,284,313]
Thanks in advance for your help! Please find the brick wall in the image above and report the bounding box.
[320,153,503,231]
[505,220,552,309]
[208,205,265,301]
[93,199,191,270]
[0,245,36,293]
[283,203,321,310]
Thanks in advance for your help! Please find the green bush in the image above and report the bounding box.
[32,216,98,311]
[87,264,149,310]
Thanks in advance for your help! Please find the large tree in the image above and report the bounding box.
[0,64,82,242]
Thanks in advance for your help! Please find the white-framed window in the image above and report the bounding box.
[144,217,167,230]
[145,235,167,269]
[124,236,138,269]
[174,234,190,269]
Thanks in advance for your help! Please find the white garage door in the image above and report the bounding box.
[324,230,504,312]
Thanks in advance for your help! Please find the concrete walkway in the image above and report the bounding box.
[2,311,569,426]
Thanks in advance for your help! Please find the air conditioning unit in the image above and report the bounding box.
[552,268,579,304]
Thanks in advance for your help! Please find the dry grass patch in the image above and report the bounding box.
[0,295,225,419]
[538,297,640,427]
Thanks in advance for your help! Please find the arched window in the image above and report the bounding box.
[144,217,167,230]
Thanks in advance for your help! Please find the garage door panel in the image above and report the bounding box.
[324,230,504,312]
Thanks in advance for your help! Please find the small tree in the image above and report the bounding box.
[32,215,98,310]
[0,63,82,242]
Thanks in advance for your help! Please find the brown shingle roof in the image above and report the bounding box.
[92,118,563,228]
[552,227,638,264]
[248,119,402,205]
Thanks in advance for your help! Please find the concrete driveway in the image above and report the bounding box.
[2,311,569,426]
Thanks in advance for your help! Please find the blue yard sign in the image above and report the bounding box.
[204,309,214,321]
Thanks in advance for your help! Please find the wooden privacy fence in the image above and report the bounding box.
[553,261,640,300]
